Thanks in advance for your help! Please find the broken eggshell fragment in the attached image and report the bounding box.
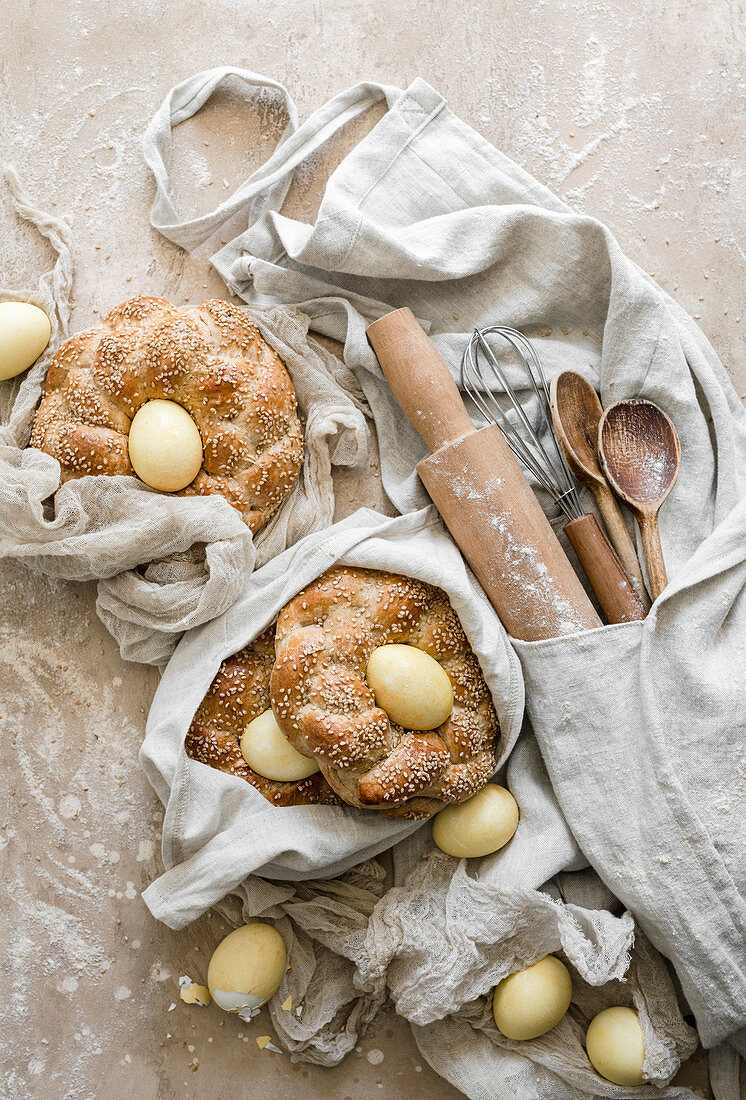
[178,975,212,1006]
[212,988,265,1021]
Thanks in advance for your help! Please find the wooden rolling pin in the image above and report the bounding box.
[367,308,602,641]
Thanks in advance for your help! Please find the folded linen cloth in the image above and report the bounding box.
[0,168,368,667]
[140,507,523,919]
[142,506,698,1090]
[139,68,746,1096]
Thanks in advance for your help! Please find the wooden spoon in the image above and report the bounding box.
[598,399,681,601]
[550,371,650,609]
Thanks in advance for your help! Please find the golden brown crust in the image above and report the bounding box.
[185,627,339,807]
[271,567,500,819]
[30,297,304,533]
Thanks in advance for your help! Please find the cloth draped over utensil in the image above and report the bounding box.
[136,68,746,1098]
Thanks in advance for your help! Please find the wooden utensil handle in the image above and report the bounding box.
[367,307,474,452]
[592,484,650,609]
[418,426,602,640]
[638,513,668,600]
[564,513,647,624]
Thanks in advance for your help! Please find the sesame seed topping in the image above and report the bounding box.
[30,296,304,532]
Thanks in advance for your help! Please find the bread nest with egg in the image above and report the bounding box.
[30,296,303,532]
[271,566,500,819]
[186,626,339,806]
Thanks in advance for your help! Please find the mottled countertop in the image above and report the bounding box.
[1,0,743,1096]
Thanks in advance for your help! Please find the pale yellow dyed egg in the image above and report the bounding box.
[586,1006,645,1086]
[128,399,203,492]
[492,955,572,1041]
[0,301,51,380]
[240,708,319,782]
[207,923,286,1020]
[366,643,453,730]
[433,783,518,858]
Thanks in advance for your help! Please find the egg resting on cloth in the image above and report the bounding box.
[271,566,500,819]
[30,296,303,532]
[185,626,339,807]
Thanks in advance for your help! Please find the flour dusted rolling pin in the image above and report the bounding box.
[366,308,601,641]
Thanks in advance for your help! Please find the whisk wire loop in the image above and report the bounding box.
[462,326,584,522]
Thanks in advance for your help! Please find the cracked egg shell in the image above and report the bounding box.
[207,923,286,1018]
[178,976,211,1006]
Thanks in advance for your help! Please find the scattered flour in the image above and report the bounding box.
[136,839,155,862]
[59,794,82,820]
[150,962,172,983]
[89,843,121,864]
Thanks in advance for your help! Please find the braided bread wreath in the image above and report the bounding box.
[187,566,500,820]
[186,626,340,807]
[30,296,303,532]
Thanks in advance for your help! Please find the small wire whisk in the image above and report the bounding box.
[461,326,583,522]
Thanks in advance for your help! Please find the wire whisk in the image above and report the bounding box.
[461,326,583,522]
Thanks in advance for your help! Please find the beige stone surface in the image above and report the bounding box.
[1,0,743,1097]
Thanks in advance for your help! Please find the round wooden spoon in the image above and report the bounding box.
[550,371,650,608]
[598,399,681,601]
